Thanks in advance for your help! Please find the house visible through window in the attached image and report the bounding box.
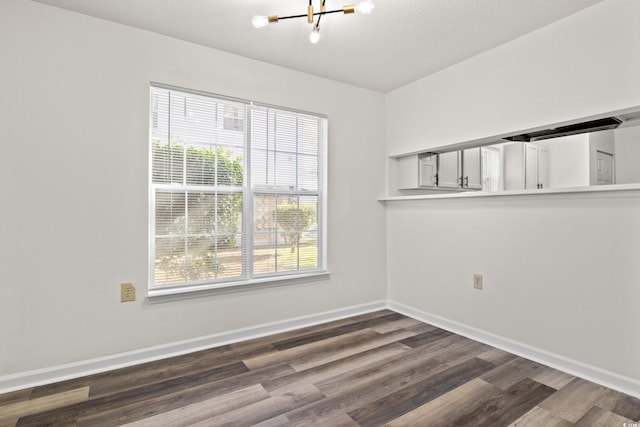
[149,84,327,293]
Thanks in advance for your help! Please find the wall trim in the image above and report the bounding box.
[0,300,386,394]
[387,300,640,399]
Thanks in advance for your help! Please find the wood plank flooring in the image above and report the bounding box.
[1,310,639,426]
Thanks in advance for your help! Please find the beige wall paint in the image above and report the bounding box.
[0,0,387,375]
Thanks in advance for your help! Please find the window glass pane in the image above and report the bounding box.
[215,193,243,247]
[214,192,244,280]
[151,89,169,140]
[254,195,318,274]
[186,236,217,281]
[273,111,297,153]
[274,152,297,188]
[298,154,318,191]
[187,192,215,234]
[152,142,184,184]
[253,193,277,275]
[217,245,243,279]
[186,147,216,186]
[299,229,319,270]
[169,93,218,147]
[251,148,276,188]
[155,237,186,285]
[216,148,244,187]
[155,191,185,236]
[298,115,319,155]
[298,196,319,270]
[251,109,268,151]
[274,195,299,273]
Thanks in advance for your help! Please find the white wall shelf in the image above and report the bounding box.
[379,183,640,202]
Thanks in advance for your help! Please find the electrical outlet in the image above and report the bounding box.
[121,282,136,302]
[473,274,483,290]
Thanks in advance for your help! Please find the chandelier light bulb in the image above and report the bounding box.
[355,0,375,14]
[252,15,269,28]
[310,27,321,44]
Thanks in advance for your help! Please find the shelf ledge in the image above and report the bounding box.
[379,183,640,202]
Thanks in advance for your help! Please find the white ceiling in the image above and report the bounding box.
[32,0,602,92]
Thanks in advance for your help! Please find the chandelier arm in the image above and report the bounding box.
[277,13,310,20]
[278,9,346,20]
[318,9,345,15]
[277,9,347,20]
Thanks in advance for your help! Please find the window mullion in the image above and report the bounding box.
[184,191,189,283]
[244,107,254,280]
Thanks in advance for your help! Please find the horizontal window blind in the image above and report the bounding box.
[251,106,325,276]
[149,85,326,290]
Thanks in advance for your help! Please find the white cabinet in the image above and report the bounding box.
[396,148,482,191]
[504,142,550,190]
[437,151,460,189]
[462,148,482,190]
[397,153,438,189]
[437,148,482,190]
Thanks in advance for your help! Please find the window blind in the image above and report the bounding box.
[149,84,326,291]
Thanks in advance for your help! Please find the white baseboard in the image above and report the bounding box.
[4,299,639,400]
[387,300,640,399]
[0,300,387,394]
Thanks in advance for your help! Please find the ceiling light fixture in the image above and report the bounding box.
[252,0,375,44]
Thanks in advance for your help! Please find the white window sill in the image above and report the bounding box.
[146,271,331,304]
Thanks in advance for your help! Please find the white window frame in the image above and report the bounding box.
[148,83,328,302]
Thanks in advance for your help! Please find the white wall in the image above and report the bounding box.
[615,125,640,184]
[0,0,386,375]
[386,0,640,157]
[387,194,640,380]
[539,135,590,189]
[386,0,640,385]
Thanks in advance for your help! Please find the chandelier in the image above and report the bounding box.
[252,0,375,44]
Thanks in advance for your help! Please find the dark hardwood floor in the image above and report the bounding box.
[1,310,639,426]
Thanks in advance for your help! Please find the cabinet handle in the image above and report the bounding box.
[464,176,469,187]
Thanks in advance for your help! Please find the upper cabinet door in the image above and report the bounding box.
[438,151,461,189]
[524,143,539,189]
[537,146,550,189]
[462,148,482,190]
[419,154,438,187]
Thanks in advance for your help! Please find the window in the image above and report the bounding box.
[149,84,327,295]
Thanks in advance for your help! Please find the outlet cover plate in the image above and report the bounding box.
[473,274,483,290]
[121,282,136,302]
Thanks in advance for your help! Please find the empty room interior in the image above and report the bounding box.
[2,0,640,425]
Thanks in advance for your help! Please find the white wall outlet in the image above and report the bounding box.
[473,274,483,290]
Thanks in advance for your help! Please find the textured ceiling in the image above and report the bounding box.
[32,0,603,92]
